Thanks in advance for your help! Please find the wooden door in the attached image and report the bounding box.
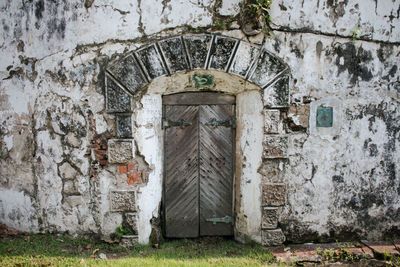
[163,92,235,238]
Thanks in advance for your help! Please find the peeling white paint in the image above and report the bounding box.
[0,189,38,232]
[0,0,399,244]
[236,90,264,242]
[3,135,13,151]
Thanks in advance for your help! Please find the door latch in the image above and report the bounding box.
[206,215,234,225]
[162,119,192,129]
[205,118,236,128]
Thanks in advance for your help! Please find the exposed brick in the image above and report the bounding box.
[262,183,286,206]
[119,165,128,174]
[96,149,106,155]
[127,172,142,185]
[95,154,105,160]
[99,160,107,166]
[127,161,135,171]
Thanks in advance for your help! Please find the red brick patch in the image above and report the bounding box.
[126,172,142,185]
[127,162,135,171]
[98,160,107,166]
[95,154,105,160]
[119,165,127,174]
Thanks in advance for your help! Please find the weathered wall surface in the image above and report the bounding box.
[0,0,399,244]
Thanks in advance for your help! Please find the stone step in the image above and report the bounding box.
[361,240,400,256]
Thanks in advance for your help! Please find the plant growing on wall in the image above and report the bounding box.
[240,0,273,35]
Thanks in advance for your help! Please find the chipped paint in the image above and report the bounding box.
[0,0,399,245]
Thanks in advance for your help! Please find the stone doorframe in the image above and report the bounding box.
[104,34,290,246]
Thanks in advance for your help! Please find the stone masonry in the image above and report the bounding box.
[0,0,399,246]
[106,33,291,246]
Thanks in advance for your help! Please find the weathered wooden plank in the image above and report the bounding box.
[164,105,199,238]
[199,105,235,236]
[163,94,235,238]
[163,92,235,105]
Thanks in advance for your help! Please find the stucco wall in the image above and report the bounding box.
[0,0,399,243]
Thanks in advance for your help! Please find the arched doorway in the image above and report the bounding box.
[104,34,290,245]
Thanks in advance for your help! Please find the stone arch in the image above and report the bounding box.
[104,34,290,246]
[105,34,290,112]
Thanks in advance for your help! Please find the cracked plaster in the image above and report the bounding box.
[0,0,399,244]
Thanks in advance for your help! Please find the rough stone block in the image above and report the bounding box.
[65,196,84,207]
[63,180,77,195]
[108,139,134,164]
[259,159,286,183]
[360,241,399,255]
[264,109,281,134]
[183,35,213,69]
[209,36,237,71]
[262,183,286,206]
[120,235,139,247]
[135,44,167,80]
[229,41,260,78]
[263,136,288,158]
[249,51,287,88]
[59,162,78,180]
[107,54,147,95]
[106,75,132,113]
[65,132,81,148]
[262,207,279,229]
[158,37,189,73]
[125,212,138,233]
[116,115,132,138]
[110,190,136,212]
[262,229,286,246]
[287,104,310,130]
[264,75,290,108]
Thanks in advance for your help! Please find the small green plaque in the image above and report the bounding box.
[316,106,333,127]
[191,73,214,88]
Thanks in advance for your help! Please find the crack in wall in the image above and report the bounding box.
[270,26,400,46]
[136,0,146,36]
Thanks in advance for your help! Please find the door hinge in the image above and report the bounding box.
[206,215,234,225]
[205,118,236,128]
[162,119,192,129]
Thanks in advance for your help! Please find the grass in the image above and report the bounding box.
[0,234,276,266]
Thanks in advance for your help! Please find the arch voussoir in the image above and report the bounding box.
[105,33,291,113]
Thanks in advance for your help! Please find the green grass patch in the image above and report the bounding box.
[0,234,275,266]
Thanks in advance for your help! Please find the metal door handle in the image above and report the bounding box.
[206,215,234,225]
[205,118,236,128]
